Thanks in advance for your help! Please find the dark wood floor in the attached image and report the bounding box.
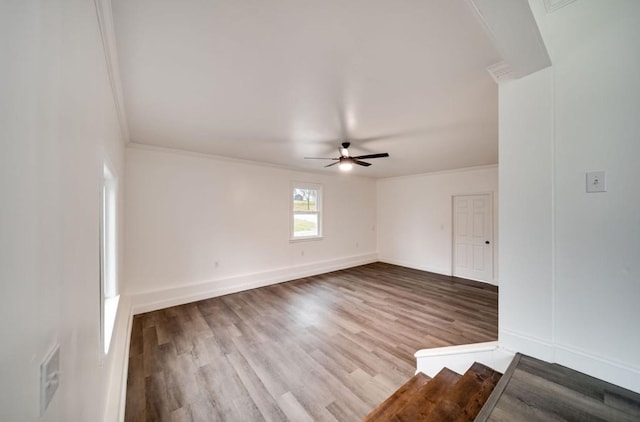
[481,354,640,422]
[124,262,498,421]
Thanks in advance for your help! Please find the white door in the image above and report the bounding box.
[453,194,493,282]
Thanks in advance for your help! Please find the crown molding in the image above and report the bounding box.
[377,164,498,183]
[487,61,515,83]
[94,0,130,143]
[543,0,578,13]
[468,0,551,81]
[126,142,378,180]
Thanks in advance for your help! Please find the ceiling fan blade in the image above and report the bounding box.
[352,153,389,160]
[353,159,372,167]
[325,161,339,168]
[304,157,338,160]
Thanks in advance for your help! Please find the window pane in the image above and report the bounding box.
[293,188,317,211]
[102,163,118,355]
[293,213,318,237]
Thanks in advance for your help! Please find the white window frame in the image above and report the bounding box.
[290,182,323,241]
[100,161,119,355]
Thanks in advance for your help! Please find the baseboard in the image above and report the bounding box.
[500,329,640,394]
[130,252,378,314]
[378,257,452,277]
[554,344,640,394]
[499,328,555,361]
[379,257,498,286]
[453,273,499,286]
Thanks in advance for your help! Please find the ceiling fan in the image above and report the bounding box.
[305,142,389,171]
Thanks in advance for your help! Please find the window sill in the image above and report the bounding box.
[289,236,324,243]
[103,294,120,355]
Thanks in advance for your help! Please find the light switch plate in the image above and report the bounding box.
[586,171,606,193]
[40,344,60,415]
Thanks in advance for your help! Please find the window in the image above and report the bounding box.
[101,162,119,355]
[291,182,323,240]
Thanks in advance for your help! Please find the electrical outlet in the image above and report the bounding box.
[586,171,606,193]
[40,344,60,415]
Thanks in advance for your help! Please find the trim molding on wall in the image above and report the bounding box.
[127,142,379,180]
[500,328,640,394]
[487,61,515,84]
[555,344,640,394]
[379,258,498,286]
[378,164,498,183]
[129,253,378,314]
[94,0,130,142]
[500,328,555,361]
[454,274,498,286]
[378,258,452,279]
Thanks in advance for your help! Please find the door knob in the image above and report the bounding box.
[485,241,490,244]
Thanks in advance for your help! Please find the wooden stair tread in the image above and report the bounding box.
[361,372,432,422]
[362,362,503,422]
[426,362,502,422]
[389,368,462,422]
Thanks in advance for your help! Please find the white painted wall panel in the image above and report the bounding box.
[124,146,377,298]
[376,166,498,284]
[498,67,554,353]
[499,0,640,393]
[546,0,640,375]
[0,1,126,420]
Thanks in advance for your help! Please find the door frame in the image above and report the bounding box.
[451,191,495,284]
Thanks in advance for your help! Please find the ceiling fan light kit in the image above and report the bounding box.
[339,157,353,171]
[305,142,389,171]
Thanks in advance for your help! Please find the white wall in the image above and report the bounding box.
[499,0,640,393]
[124,145,377,311]
[377,166,499,284]
[499,67,554,356]
[0,1,127,421]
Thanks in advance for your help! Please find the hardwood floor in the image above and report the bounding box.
[124,262,498,421]
[480,354,640,422]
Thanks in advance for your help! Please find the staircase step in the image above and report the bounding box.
[362,369,460,421]
[426,362,502,422]
[363,362,503,422]
[392,367,463,422]
[361,372,431,422]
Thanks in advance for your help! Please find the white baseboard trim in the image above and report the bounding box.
[378,258,452,278]
[453,273,499,286]
[415,341,515,377]
[130,252,378,314]
[500,329,640,394]
[378,257,498,286]
[500,328,555,361]
[554,344,640,394]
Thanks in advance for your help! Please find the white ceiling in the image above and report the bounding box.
[112,0,502,178]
